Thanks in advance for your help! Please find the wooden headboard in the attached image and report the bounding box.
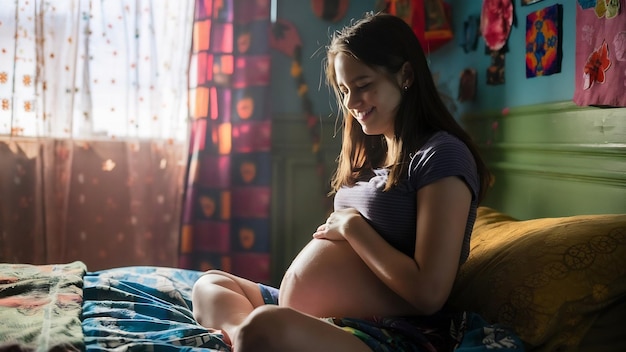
[462,101,626,220]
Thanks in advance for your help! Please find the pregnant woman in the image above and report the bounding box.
[192,12,492,352]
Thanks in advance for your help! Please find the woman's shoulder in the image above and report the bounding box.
[425,130,467,148]
[413,131,472,160]
[408,131,479,194]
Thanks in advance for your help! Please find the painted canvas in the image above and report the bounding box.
[525,4,563,78]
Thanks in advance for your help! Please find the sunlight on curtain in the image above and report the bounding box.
[0,0,194,270]
[0,0,191,140]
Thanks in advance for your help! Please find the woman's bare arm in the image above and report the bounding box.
[314,176,471,315]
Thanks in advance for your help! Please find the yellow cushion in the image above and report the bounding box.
[449,207,626,351]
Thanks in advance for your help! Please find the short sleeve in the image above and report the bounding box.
[408,132,479,201]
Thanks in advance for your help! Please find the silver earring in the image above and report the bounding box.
[403,86,408,91]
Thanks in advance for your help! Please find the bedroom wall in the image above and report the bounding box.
[271,0,576,117]
[425,1,626,219]
[428,0,576,115]
[270,0,376,116]
[269,0,377,284]
[268,1,626,283]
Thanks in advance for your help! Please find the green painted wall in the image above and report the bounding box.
[464,101,626,219]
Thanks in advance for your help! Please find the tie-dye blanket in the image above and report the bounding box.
[0,261,86,352]
[82,266,230,351]
[1,263,524,351]
[82,267,523,352]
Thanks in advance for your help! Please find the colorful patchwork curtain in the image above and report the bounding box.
[180,0,272,283]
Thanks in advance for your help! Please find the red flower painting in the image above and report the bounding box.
[583,40,612,90]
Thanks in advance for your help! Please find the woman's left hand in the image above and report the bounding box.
[312,208,362,240]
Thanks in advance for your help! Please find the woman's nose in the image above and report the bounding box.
[345,92,360,109]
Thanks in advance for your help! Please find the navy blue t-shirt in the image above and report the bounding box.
[333,131,479,263]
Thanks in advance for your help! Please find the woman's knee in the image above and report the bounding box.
[191,270,236,317]
[192,270,240,296]
[236,305,291,351]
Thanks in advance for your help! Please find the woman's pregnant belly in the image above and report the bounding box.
[278,238,418,318]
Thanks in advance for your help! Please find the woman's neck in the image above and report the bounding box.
[383,138,399,168]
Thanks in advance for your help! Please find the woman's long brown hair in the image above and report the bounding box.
[325,12,492,203]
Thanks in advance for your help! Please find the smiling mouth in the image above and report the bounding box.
[354,107,374,120]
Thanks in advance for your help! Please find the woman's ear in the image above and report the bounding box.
[400,61,414,89]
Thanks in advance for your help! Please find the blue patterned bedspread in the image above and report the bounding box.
[81,266,523,351]
[82,266,230,351]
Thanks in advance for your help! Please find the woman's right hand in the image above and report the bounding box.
[312,208,362,241]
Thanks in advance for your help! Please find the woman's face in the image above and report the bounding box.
[333,52,402,138]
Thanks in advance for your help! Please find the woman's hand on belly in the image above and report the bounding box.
[278,238,418,318]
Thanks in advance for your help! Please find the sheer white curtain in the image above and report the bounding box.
[0,0,193,140]
[0,0,194,270]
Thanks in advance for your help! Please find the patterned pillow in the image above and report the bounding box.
[448,207,626,351]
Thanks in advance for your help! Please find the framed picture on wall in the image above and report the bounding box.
[522,0,544,5]
[525,4,562,78]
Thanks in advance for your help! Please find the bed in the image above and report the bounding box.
[0,261,514,352]
[0,263,230,351]
[2,206,625,352]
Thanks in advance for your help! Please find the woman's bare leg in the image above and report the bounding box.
[235,305,370,352]
[191,270,265,345]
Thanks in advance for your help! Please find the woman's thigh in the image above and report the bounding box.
[236,305,371,352]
